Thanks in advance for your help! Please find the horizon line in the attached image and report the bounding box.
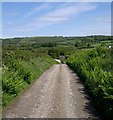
[1,34,111,39]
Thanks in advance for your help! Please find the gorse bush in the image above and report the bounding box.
[66,47,113,119]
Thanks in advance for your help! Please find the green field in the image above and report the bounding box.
[2,35,113,119]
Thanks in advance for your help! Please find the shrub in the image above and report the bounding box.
[66,47,113,119]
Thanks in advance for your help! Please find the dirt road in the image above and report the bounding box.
[3,64,99,118]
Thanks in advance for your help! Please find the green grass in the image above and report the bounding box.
[100,40,111,43]
[66,47,113,119]
[2,35,113,113]
[2,53,57,107]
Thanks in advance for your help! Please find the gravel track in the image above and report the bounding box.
[3,64,99,118]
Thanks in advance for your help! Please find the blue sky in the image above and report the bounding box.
[2,2,111,38]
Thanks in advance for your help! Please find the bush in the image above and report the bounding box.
[66,47,113,119]
[2,49,56,107]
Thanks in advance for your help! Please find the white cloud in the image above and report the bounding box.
[5,3,96,32]
[3,3,97,37]
[19,3,96,31]
[16,3,51,23]
[95,17,111,23]
[38,16,67,22]
[46,3,96,18]
[25,3,51,19]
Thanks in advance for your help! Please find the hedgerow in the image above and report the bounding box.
[66,47,113,119]
[2,50,56,107]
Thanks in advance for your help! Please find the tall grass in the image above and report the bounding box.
[66,47,113,119]
[2,50,56,107]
